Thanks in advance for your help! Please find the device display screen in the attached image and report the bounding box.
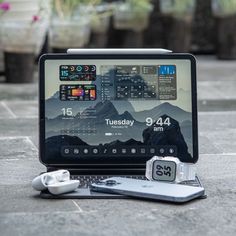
[43,58,194,164]
[152,160,176,182]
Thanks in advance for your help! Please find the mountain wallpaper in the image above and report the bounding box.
[44,60,193,162]
[45,98,193,162]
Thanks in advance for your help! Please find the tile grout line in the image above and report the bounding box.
[200,153,236,156]
[199,111,236,115]
[0,136,38,152]
[25,136,39,151]
[0,211,88,216]
[0,136,29,140]
[0,116,38,120]
[0,101,17,118]
[71,200,83,212]
[0,158,36,161]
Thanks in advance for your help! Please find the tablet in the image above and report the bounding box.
[39,51,198,167]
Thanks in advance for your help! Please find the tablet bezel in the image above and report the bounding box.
[39,53,198,168]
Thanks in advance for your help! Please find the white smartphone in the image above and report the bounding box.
[90,177,205,203]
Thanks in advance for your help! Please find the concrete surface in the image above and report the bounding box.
[0,56,236,236]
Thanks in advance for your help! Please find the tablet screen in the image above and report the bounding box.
[43,58,195,164]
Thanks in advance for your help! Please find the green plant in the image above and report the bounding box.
[53,0,102,19]
[126,0,153,13]
[212,0,236,16]
[90,10,111,30]
[77,0,112,29]
[160,0,196,17]
[53,0,81,18]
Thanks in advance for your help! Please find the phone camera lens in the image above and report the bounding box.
[95,180,106,185]
[105,180,117,186]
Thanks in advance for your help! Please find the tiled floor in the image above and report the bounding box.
[0,56,236,236]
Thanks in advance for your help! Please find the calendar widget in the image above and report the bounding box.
[60,65,96,81]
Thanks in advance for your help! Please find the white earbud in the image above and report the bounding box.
[47,180,80,195]
[32,170,80,195]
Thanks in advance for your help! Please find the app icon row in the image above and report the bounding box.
[61,146,177,157]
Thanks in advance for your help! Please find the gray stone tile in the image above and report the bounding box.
[0,137,38,160]
[29,136,39,149]
[0,193,235,236]
[0,158,44,185]
[198,112,236,154]
[0,184,78,214]
[0,156,235,236]
[0,102,13,118]
[197,80,236,101]
[197,55,236,82]
[0,118,37,137]
[198,135,220,154]
[198,111,236,132]
[197,154,236,180]
[0,83,38,101]
[196,57,236,104]
[198,100,236,112]
[203,130,236,153]
[4,101,38,118]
